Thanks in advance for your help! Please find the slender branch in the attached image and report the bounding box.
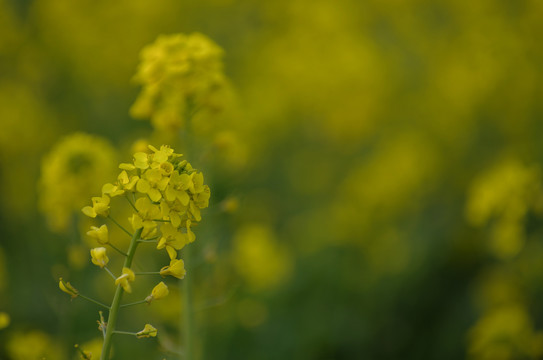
[135,271,161,276]
[107,215,133,237]
[101,227,143,360]
[78,294,110,310]
[109,243,128,257]
[181,96,196,360]
[183,244,194,360]
[113,330,137,336]
[125,193,138,212]
[103,267,117,281]
[120,299,148,308]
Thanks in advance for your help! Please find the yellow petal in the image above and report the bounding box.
[82,206,97,218]
[136,178,151,193]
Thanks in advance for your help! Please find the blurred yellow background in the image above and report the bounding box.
[1,0,543,359]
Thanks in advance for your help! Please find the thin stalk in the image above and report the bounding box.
[101,227,143,360]
[108,215,133,237]
[120,299,148,308]
[125,194,138,212]
[135,271,161,275]
[180,96,196,360]
[104,267,117,281]
[109,243,128,257]
[78,294,110,310]
[183,244,194,360]
[113,330,136,336]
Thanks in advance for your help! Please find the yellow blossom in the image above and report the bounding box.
[133,152,149,169]
[90,247,109,268]
[82,195,110,218]
[118,170,139,191]
[115,267,136,293]
[136,324,157,338]
[157,223,186,259]
[141,220,158,239]
[101,182,124,197]
[86,225,109,244]
[129,213,144,230]
[145,281,169,303]
[185,220,195,244]
[119,163,136,171]
[59,278,79,298]
[160,258,186,279]
[135,197,161,220]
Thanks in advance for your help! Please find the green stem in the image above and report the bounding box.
[113,330,137,336]
[109,243,128,257]
[135,271,161,275]
[108,215,133,237]
[120,299,148,308]
[78,294,110,310]
[101,227,143,360]
[104,267,117,281]
[125,194,138,212]
[183,244,194,360]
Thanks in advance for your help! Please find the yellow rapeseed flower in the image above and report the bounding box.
[160,258,186,279]
[81,195,110,218]
[86,225,109,244]
[115,267,136,293]
[145,282,169,303]
[90,247,109,268]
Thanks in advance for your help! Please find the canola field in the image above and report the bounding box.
[1,0,543,359]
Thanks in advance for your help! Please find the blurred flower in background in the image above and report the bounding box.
[38,133,118,233]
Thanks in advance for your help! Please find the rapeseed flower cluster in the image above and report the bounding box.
[83,144,210,262]
[59,144,210,358]
[130,33,226,132]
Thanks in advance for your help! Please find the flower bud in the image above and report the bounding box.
[136,324,157,338]
[145,282,169,303]
[90,247,109,268]
[59,278,79,298]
